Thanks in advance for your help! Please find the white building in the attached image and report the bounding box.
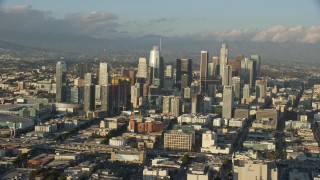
[109,137,128,147]
[178,114,215,124]
[201,145,230,154]
[285,120,311,130]
[233,159,278,180]
[35,123,57,133]
[228,118,246,128]
[202,131,217,148]
[143,168,170,180]
[137,58,148,79]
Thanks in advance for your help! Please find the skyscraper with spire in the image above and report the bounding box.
[149,46,164,88]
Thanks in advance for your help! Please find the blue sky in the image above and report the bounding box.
[1,0,320,42]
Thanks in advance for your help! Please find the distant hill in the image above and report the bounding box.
[0,31,319,63]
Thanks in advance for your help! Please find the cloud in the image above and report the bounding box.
[162,28,175,33]
[149,18,168,23]
[0,5,120,37]
[183,26,320,44]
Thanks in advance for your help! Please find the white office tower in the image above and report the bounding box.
[223,65,232,86]
[137,58,148,79]
[99,62,109,86]
[149,46,160,68]
[149,46,164,87]
[131,83,141,109]
[223,86,233,119]
[243,84,250,99]
[202,131,217,147]
[219,44,228,77]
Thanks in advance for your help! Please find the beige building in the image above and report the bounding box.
[233,159,278,180]
[164,130,195,151]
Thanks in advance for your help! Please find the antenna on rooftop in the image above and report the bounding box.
[160,37,162,51]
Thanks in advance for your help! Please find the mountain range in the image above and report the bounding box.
[0,31,319,63]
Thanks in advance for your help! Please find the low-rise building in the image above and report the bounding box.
[164,130,195,151]
[187,163,211,180]
[143,167,170,180]
[109,137,128,147]
[110,150,145,164]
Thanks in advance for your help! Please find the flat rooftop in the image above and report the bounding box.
[0,113,32,123]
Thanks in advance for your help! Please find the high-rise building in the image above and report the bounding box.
[242,84,250,99]
[192,94,203,114]
[165,65,173,78]
[222,86,233,119]
[200,51,209,92]
[256,79,267,99]
[203,96,213,113]
[219,44,228,77]
[170,97,181,117]
[56,61,67,103]
[212,56,220,77]
[128,69,136,86]
[99,62,109,86]
[162,96,171,114]
[223,65,232,86]
[251,55,261,76]
[240,58,257,90]
[207,84,216,98]
[183,87,191,99]
[137,58,148,79]
[95,85,101,101]
[149,46,164,88]
[232,76,241,100]
[101,85,110,113]
[131,83,141,109]
[70,86,84,103]
[164,130,195,151]
[84,73,95,112]
[176,59,192,90]
[77,62,88,79]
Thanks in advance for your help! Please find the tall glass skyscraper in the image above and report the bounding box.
[149,46,164,88]
[176,59,192,90]
[56,61,67,103]
[200,51,208,92]
[84,73,95,112]
[240,58,257,90]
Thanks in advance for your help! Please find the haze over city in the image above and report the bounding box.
[0,1,320,180]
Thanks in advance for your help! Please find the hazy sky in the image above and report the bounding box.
[1,0,320,43]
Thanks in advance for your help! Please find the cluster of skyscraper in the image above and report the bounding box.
[56,43,262,118]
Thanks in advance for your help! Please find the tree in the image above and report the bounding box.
[181,154,190,165]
